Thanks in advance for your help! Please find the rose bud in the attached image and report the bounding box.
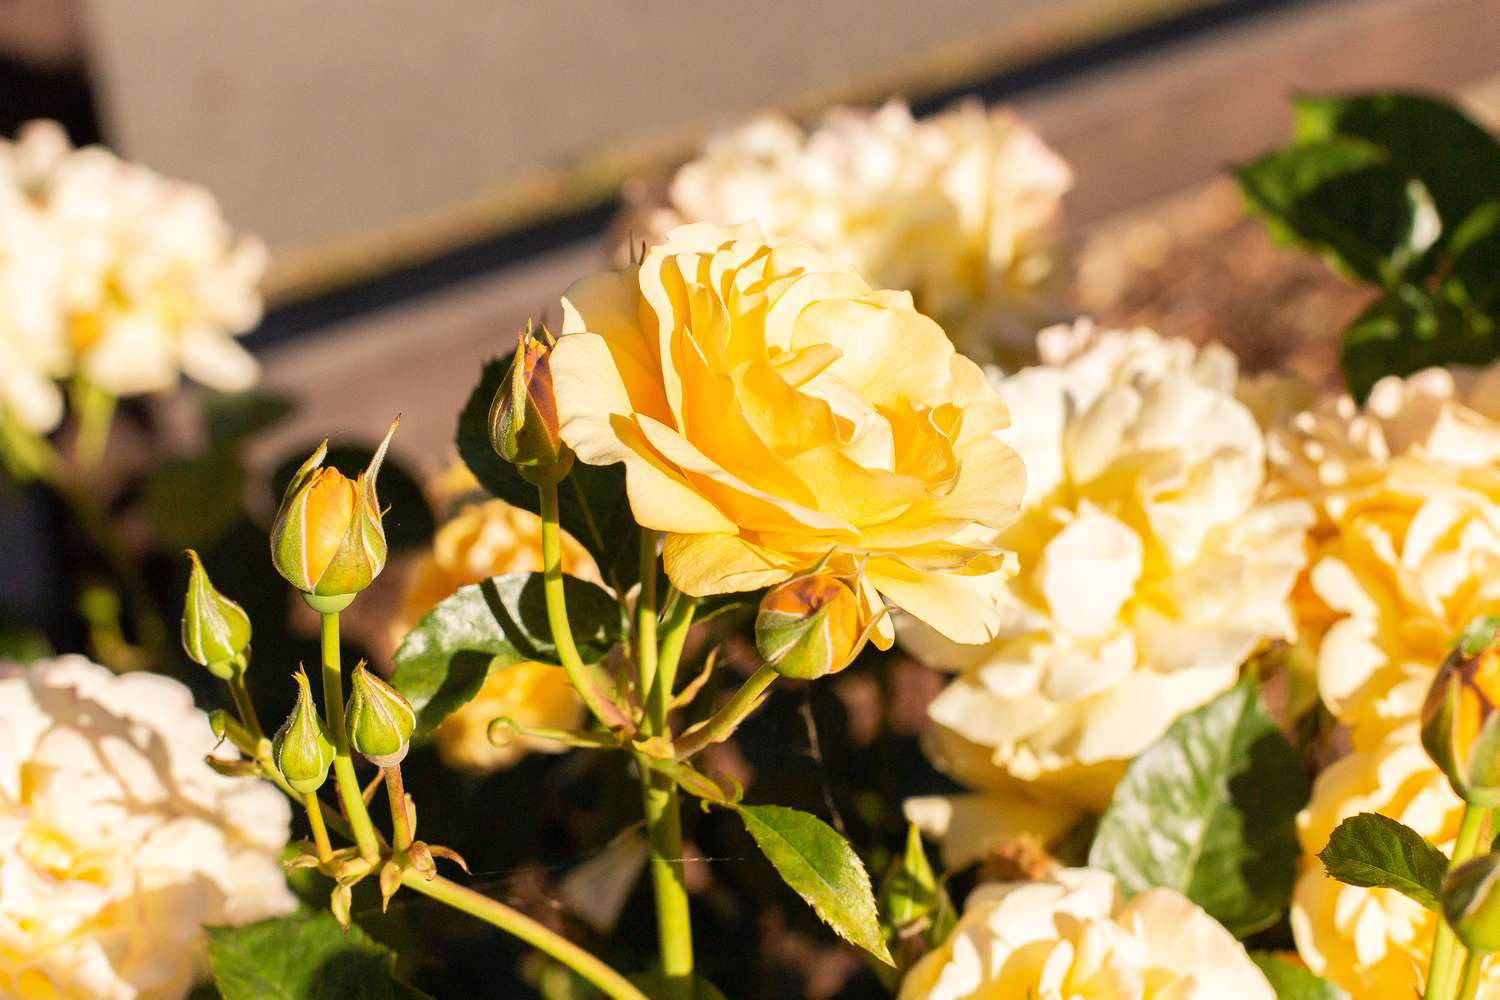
[489,323,574,486]
[755,572,880,680]
[273,668,335,794]
[1422,617,1500,805]
[346,662,417,767]
[270,418,399,609]
[1445,852,1500,954]
[180,549,251,678]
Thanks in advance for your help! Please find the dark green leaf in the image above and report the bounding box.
[204,390,296,444]
[1237,138,1432,285]
[1446,199,1500,313]
[1340,284,1497,401]
[271,442,435,552]
[1250,952,1349,999]
[1294,92,1500,230]
[209,911,431,999]
[1317,812,1449,910]
[143,447,246,550]
[1088,678,1309,937]
[629,972,729,1000]
[736,803,893,965]
[456,356,638,590]
[391,572,625,733]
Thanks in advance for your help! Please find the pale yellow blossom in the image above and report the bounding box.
[899,868,1273,1000]
[392,498,595,771]
[906,322,1310,865]
[0,656,294,999]
[552,222,1023,645]
[622,100,1072,360]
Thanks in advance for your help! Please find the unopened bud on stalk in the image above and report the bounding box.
[346,662,416,767]
[180,550,251,678]
[270,418,399,608]
[1422,617,1500,805]
[489,323,573,486]
[755,572,878,680]
[273,668,335,794]
[1444,852,1500,954]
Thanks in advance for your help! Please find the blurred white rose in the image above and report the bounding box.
[0,655,295,999]
[0,120,265,411]
[906,321,1311,867]
[619,99,1072,360]
[898,867,1273,1000]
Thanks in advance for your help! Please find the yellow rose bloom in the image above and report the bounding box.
[551,222,1024,645]
[899,868,1273,1000]
[392,498,597,772]
[1291,722,1500,995]
[1264,363,1500,744]
[904,322,1311,864]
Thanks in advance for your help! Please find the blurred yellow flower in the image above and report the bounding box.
[552,222,1023,645]
[905,322,1310,864]
[899,868,1273,1000]
[392,497,597,772]
[620,100,1072,361]
[1291,722,1500,995]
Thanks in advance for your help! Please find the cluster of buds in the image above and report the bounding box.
[755,567,884,680]
[1422,617,1500,805]
[270,418,399,611]
[180,549,252,679]
[489,322,573,486]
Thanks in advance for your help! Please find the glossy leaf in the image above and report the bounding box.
[391,572,625,733]
[1294,92,1500,230]
[1250,952,1349,999]
[209,911,431,999]
[736,803,893,966]
[1446,199,1500,313]
[1237,137,1432,285]
[456,355,638,590]
[1088,678,1308,937]
[1340,284,1497,401]
[1317,812,1449,911]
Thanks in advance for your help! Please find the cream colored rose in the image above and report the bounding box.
[552,222,1024,645]
[1264,363,1500,744]
[1290,722,1500,995]
[0,655,295,999]
[0,119,265,401]
[905,322,1311,864]
[899,868,1273,1000]
[621,100,1072,360]
[393,498,595,771]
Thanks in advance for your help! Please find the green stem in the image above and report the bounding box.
[538,481,622,729]
[70,379,116,472]
[637,530,659,711]
[319,611,381,863]
[384,765,413,852]
[1428,804,1490,1000]
[1457,951,1486,1000]
[674,664,778,760]
[401,870,647,1000]
[228,659,264,742]
[303,792,335,863]
[640,593,699,1000]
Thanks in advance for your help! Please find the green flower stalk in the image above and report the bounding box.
[273,668,336,794]
[270,418,398,607]
[490,323,573,486]
[346,662,416,768]
[180,549,251,679]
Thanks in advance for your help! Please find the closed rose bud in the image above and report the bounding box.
[270,418,399,605]
[1445,853,1500,954]
[180,549,251,678]
[1422,617,1500,805]
[489,324,574,486]
[756,572,873,680]
[273,668,335,794]
[346,662,416,767]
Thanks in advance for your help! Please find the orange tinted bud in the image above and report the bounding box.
[489,323,573,486]
[756,572,872,680]
[1423,617,1500,805]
